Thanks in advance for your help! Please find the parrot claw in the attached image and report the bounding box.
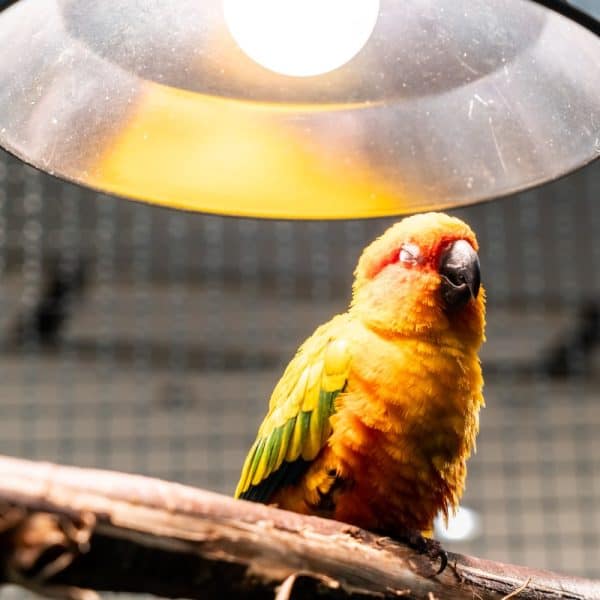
[410,533,448,575]
[395,530,447,576]
[427,541,448,575]
[374,528,448,575]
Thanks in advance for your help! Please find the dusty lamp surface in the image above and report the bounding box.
[0,0,598,218]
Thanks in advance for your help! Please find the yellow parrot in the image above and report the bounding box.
[235,212,485,569]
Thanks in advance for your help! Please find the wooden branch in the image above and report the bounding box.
[0,455,597,599]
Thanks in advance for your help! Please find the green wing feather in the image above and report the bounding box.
[235,316,351,501]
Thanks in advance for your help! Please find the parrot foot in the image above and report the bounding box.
[375,529,447,575]
[406,532,448,575]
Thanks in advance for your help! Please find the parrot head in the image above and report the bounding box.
[351,212,485,343]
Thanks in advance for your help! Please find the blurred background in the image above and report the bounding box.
[0,1,598,598]
[0,147,598,587]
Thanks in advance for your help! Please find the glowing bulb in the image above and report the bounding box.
[223,0,380,77]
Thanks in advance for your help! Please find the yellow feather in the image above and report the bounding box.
[287,412,306,461]
[235,441,257,495]
[302,361,323,412]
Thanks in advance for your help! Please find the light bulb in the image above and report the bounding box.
[223,0,380,78]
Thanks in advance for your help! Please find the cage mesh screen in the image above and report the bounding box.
[0,148,598,597]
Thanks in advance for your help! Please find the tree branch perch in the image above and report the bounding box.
[0,455,596,599]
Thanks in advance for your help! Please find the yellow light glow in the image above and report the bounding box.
[89,83,409,219]
[223,0,380,77]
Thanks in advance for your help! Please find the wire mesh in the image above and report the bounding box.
[0,149,598,598]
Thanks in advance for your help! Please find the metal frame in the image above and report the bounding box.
[533,0,600,35]
[0,1,19,11]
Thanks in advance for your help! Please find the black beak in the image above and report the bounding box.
[439,240,480,310]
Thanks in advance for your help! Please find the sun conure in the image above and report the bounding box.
[235,212,485,562]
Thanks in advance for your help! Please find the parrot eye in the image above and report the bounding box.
[399,243,421,265]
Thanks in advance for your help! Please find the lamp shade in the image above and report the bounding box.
[0,0,598,218]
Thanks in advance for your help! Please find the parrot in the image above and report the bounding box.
[235,212,485,569]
